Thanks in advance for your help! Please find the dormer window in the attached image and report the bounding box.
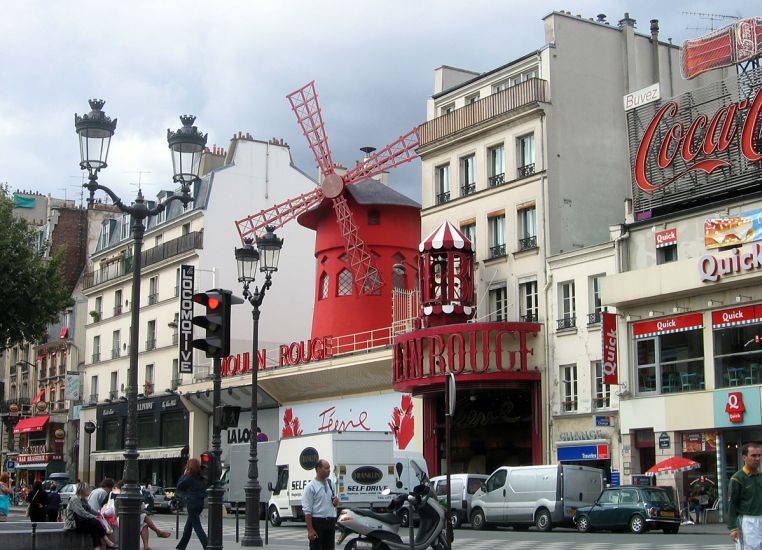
[99,219,115,248]
[121,214,131,240]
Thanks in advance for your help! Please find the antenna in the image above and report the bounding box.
[69,174,88,208]
[682,11,740,32]
[124,170,153,192]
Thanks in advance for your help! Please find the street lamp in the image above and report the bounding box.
[83,421,96,485]
[234,226,283,547]
[75,99,207,550]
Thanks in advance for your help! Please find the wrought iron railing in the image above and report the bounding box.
[113,305,122,316]
[489,244,507,259]
[557,316,577,330]
[109,390,118,400]
[518,236,537,251]
[517,163,536,179]
[588,311,602,325]
[489,173,505,187]
[148,293,159,305]
[92,353,100,363]
[146,338,156,351]
[111,349,120,359]
[521,313,539,323]
[436,192,450,205]
[461,183,476,196]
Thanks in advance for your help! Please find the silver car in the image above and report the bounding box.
[58,483,77,508]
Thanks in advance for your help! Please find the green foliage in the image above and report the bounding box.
[0,192,73,349]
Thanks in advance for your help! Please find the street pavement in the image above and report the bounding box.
[6,505,735,549]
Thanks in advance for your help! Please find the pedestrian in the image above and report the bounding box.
[110,480,172,549]
[728,442,762,548]
[47,481,62,521]
[302,459,338,550]
[88,478,115,512]
[27,479,48,523]
[64,482,117,550]
[175,458,208,550]
[0,472,12,522]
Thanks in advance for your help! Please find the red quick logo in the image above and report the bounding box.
[655,229,677,245]
[656,320,677,331]
[722,310,746,322]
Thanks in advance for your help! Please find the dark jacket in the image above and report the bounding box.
[27,487,48,521]
[46,490,61,512]
[176,474,207,511]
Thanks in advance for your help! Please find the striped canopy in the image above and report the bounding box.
[419,221,472,252]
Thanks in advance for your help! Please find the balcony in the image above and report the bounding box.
[111,349,120,359]
[146,338,157,351]
[518,236,537,251]
[489,244,507,259]
[521,313,539,323]
[113,305,123,316]
[109,390,118,400]
[92,352,101,363]
[557,316,577,330]
[460,183,476,196]
[83,230,203,290]
[88,394,98,405]
[488,173,505,187]
[418,78,547,147]
[436,192,450,205]
[588,311,602,325]
[517,163,535,179]
[148,293,159,305]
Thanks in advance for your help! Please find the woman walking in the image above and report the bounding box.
[176,458,208,550]
[0,473,12,521]
[64,483,117,550]
[26,480,48,523]
[47,482,62,521]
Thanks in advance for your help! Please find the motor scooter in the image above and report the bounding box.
[337,483,447,550]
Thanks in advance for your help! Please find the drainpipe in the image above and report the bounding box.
[650,19,661,85]
[539,112,554,464]
[667,38,675,97]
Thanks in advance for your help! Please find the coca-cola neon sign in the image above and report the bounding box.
[634,86,762,193]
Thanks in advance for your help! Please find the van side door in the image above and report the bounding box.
[480,469,508,523]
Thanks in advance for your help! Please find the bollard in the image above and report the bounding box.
[265,511,268,545]
[175,502,180,539]
[31,522,37,550]
[235,505,239,542]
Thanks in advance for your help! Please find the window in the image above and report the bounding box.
[171,359,181,390]
[154,234,163,247]
[103,419,122,450]
[517,134,535,178]
[148,276,159,305]
[493,80,510,93]
[94,296,103,319]
[120,214,131,240]
[138,415,158,448]
[593,360,611,409]
[114,289,122,315]
[714,323,762,388]
[561,364,578,412]
[488,145,505,187]
[440,103,455,116]
[657,244,678,264]
[589,275,603,324]
[162,411,186,446]
[172,312,179,344]
[519,280,538,322]
[145,364,154,395]
[489,286,507,322]
[460,155,476,196]
[435,164,450,205]
[488,214,506,258]
[466,93,480,104]
[363,268,382,295]
[146,320,156,350]
[99,220,112,247]
[112,330,121,359]
[337,269,353,296]
[109,371,118,400]
[636,330,704,394]
[90,375,98,403]
[558,281,576,330]
[62,310,71,329]
[157,208,166,224]
[92,335,101,363]
[517,206,537,250]
[460,223,476,253]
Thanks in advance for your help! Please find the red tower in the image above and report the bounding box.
[299,178,420,344]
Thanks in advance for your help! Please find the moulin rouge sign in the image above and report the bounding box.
[220,335,334,377]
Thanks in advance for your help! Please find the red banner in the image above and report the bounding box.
[711,305,762,328]
[655,228,677,249]
[601,312,618,385]
[633,313,704,339]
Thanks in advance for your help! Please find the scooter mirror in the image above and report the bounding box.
[382,488,392,496]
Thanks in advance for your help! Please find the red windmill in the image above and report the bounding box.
[235,81,420,295]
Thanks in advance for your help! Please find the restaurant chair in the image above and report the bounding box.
[746,363,760,385]
[703,499,720,523]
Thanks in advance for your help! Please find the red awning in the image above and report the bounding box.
[14,415,50,434]
[31,388,46,405]
[419,221,472,252]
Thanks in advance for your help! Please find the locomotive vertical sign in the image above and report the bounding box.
[602,311,618,384]
[178,265,195,373]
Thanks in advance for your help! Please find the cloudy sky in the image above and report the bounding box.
[0,0,757,206]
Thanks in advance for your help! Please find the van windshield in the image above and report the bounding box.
[467,478,483,495]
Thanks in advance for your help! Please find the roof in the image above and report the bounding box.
[419,221,472,252]
[14,415,50,434]
[346,179,421,208]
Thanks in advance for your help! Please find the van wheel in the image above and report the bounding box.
[268,505,282,527]
[399,508,410,527]
[450,510,462,529]
[629,514,647,534]
[535,508,552,532]
[470,508,487,530]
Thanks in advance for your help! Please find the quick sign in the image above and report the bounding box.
[655,228,677,248]
[699,243,762,283]
[726,392,746,423]
[713,388,761,427]
[601,312,618,384]
[178,265,195,373]
[633,313,703,339]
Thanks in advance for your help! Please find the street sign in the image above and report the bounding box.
[5,460,16,471]
[446,372,456,417]
[658,432,671,449]
[178,265,195,373]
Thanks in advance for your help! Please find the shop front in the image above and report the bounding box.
[91,394,189,487]
[554,421,617,483]
[12,415,66,484]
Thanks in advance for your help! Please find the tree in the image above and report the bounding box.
[0,192,73,349]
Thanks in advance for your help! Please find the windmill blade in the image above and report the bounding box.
[332,194,383,295]
[235,187,325,243]
[287,81,336,177]
[343,128,419,185]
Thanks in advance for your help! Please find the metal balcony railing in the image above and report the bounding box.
[111,349,120,359]
[113,305,122,316]
[521,313,539,323]
[436,192,450,205]
[489,244,507,259]
[171,378,182,391]
[488,173,505,187]
[557,316,577,330]
[418,78,547,146]
[92,353,101,363]
[109,390,118,400]
[518,236,538,251]
[460,183,476,196]
[517,163,536,179]
[588,311,602,325]
[146,338,156,351]
[88,394,98,405]
[148,293,159,305]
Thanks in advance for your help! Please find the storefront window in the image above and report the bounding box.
[714,324,762,387]
[161,411,186,446]
[635,331,704,394]
[682,432,719,509]
[137,415,158,448]
[103,419,122,450]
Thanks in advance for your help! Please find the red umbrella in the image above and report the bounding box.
[645,456,700,476]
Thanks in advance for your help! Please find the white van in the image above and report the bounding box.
[430,474,488,528]
[470,464,604,531]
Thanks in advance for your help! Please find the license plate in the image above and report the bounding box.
[660,511,675,517]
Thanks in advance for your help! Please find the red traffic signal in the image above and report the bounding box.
[191,290,241,358]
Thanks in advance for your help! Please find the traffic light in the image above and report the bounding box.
[191,289,242,358]
[215,405,241,430]
[200,451,213,484]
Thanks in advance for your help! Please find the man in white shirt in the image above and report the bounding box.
[302,459,339,549]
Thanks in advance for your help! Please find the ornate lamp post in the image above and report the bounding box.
[234,226,283,547]
[74,99,207,550]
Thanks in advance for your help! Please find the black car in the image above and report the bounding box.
[574,486,680,534]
